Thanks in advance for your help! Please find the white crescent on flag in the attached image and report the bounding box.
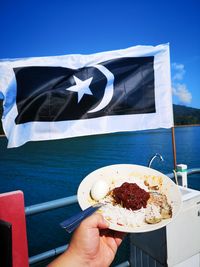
[88,64,114,113]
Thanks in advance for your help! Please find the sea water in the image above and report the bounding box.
[0,126,200,266]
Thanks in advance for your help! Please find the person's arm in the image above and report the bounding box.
[48,213,125,267]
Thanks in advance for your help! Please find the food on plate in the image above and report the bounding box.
[112,182,150,210]
[89,177,172,227]
[145,192,172,224]
[147,192,172,220]
[78,164,182,232]
[145,204,162,224]
[90,179,110,201]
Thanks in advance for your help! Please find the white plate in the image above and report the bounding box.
[77,164,182,233]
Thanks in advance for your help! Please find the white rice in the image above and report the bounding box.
[99,177,149,227]
[100,202,147,227]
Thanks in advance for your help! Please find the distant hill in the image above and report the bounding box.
[0,100,199,135]
[173,104,200,125]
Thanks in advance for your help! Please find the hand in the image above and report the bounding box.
[48,213,125,267]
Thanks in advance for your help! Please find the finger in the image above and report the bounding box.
[113,231,126,246]
[100,229,126,246]
[81,213,109,230]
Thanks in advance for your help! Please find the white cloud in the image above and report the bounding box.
[171,62,192,105]
[173,83,192,104]
[171,63,185,81]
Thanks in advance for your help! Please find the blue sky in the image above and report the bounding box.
[1,0,199,108]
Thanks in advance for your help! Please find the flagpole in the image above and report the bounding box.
[171,126,177,170]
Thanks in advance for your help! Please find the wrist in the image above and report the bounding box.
[64,246,92,267]
[47,246,90,267]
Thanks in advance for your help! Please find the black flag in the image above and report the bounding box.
[0,44,173,148]
[14,57,155,124]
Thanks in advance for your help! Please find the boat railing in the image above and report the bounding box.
[26,168,200,266]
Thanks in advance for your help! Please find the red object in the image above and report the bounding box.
[0,191,29,267]
[112,182,150,210]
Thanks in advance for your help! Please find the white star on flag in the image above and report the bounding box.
[66,76,93,102]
